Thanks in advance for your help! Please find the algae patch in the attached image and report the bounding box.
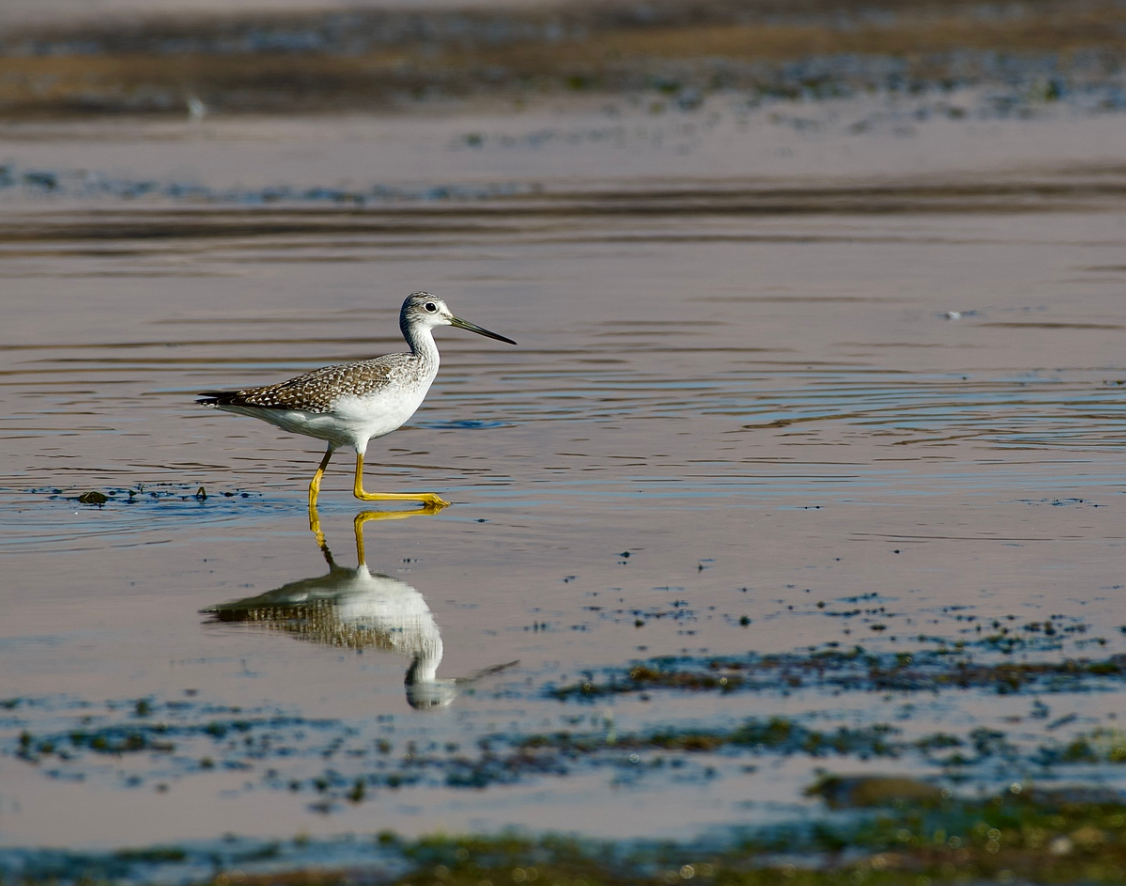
[12,786,1126,886]
[552,643,1126,700]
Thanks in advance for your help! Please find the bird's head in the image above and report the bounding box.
[401,291,516,345]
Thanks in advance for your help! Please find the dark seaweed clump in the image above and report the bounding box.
[9,785,1126,885]
[552,645,1126,700]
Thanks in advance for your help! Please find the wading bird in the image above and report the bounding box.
[198,292,516,509]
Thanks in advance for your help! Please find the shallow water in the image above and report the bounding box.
[3,94,1126,853]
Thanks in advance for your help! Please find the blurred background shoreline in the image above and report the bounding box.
[0,0,1121,117]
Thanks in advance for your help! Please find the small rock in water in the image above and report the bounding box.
[807,774,943,809]
[77,491,108,505]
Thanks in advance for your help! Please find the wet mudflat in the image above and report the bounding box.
[3,46,1126,883]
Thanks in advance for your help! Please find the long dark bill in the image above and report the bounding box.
[450,315,517,345]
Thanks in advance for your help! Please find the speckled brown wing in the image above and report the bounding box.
[198,356,407,414]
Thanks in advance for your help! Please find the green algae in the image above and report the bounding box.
[166,786,1126,886]
[1040,728,1126,767]
[521,718,902,760]
[8,783,1126,885]
[552,646,1126,701]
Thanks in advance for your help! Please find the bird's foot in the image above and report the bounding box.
[354,490,450,509]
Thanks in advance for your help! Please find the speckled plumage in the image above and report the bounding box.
[197,292,516,507]
[199,355,420,414]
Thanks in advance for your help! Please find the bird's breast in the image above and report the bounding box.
[332,377,434,441]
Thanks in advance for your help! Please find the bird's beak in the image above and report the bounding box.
[449,315,517,345]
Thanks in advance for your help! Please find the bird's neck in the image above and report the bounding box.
[401,319,440,371]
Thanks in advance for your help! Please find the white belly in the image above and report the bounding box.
[219,378,433,452]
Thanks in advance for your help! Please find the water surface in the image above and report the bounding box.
[3,95,1126,852]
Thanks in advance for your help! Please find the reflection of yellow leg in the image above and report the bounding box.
[352,452,450,508]
[308,502,439,563]
[309,447,334,509]
[307,501,341,570]
[354,507,442,564]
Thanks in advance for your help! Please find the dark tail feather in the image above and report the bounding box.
[197,391,241,407]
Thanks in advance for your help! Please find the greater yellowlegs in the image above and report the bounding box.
[198,292,516,509]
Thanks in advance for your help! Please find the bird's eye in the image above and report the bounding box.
[424,302,437,313]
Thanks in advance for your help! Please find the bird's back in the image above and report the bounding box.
[198,353,424,413]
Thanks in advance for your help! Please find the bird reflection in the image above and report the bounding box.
[202,505,517,710]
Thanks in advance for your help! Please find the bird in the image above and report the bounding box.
[197,292,516,509]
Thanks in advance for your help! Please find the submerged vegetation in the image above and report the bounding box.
[552,643,1126,700]
[347,790,1126,886]
[9,785,1126,884]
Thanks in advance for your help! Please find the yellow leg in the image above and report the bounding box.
[309,447,334,510]
[352,452,450,509]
